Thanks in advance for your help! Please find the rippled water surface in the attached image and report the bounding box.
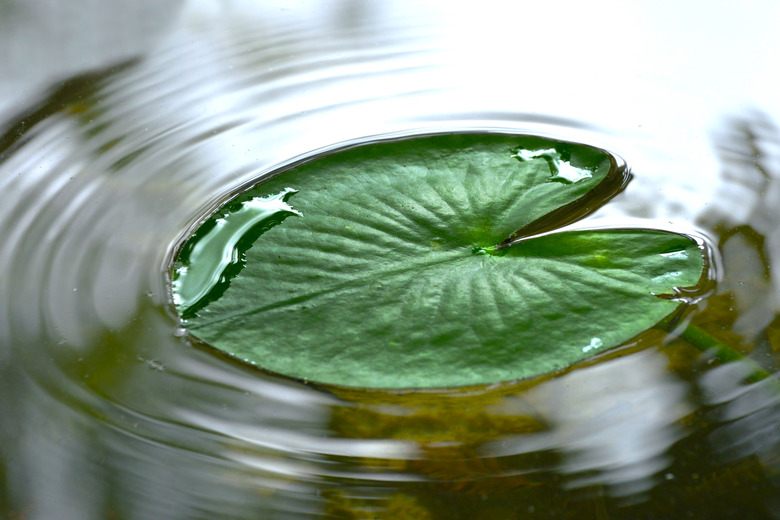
[3,2,780,519]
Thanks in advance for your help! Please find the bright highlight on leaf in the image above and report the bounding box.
[173,188,300,318]
[172,133,707,388]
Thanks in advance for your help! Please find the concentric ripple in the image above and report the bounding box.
[2,1,780,519]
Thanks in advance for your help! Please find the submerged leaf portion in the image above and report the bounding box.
[173,188,301,319]
[173,134,706,388]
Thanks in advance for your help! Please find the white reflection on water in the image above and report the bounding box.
[699,113,780,340]
[701,361,780,466]
[487,350,690,500]
[0,0,183,115]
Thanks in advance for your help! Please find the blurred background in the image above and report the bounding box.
[2,1,780,518]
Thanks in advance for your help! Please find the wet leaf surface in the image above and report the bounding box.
[173,134,705,388]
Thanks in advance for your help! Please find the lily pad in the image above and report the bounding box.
[172,133,705,388]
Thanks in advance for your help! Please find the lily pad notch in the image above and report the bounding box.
[172,132,709,389]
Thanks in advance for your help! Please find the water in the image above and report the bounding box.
[2,1,780,518]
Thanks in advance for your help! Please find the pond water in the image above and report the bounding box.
[2,1,780,519]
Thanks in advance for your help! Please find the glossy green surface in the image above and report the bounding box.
[173,134,705,388]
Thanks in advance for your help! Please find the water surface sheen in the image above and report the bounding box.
[2,2,780,519]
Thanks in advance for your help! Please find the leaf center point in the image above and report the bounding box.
[471,245,504,257]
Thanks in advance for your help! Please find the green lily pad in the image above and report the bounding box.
[172,133,706,388]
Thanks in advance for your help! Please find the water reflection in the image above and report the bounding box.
[2,1,780,519]
[0,0,182,116]
[701,112,780,348]
[509,350,690,499]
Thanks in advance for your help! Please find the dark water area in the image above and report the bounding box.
[2,2,780,519]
